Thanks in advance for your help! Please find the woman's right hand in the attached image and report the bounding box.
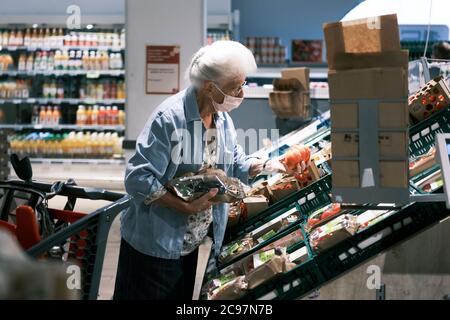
[182,188,219,215]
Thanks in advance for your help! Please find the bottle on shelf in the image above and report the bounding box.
[31,105,40,125]
[47,51,55,71]
[26,53,34,72]
[2,30,9,46]
[23,28,31,47]
[91,105,99,125]
[98,106,106,125]
[86,106,93,125]
[33,51,41,71]
[52,106,60,126]
[76,104,86,125]
[44,28,51,48]
[111,106,119,125]
[56,80,64,99]
[118,109,126,125]
[8,29,16,47]
[39,51,48,71]
[16,29,24,46]
[30,28,37,48]
[45,106,53,126]
[18,53,27,71]
[105,106,112,125]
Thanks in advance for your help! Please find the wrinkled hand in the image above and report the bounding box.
[182,188,218,215]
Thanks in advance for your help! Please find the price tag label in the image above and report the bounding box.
[12,99,22,104]
[7,46,17,51]
[86,71,100,79]
[34,125,43,130]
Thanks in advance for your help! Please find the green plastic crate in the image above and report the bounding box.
[228,174,332,241]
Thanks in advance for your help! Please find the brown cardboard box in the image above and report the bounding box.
[332,160,360,188]
[242,195,269,220]
[331,50,409,71]
[331,133,359,157]
[328,67,407,100]
[324,14,401,70]
[379,132,408,157]
[332,160,408,188]
[280,67,309,91]
[331,102,409,129]
[378,102,409,128]
[331,104,358,129]
[380,161,408,188]
[331,132,408,158]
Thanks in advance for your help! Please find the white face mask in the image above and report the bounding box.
[210,83,244,113]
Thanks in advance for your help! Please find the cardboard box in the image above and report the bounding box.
[330,50,409,71]
[323,14,401,70]
[380,161,408,188]
[378,102,409,129]
[242,195,269,221]
[332,160,408,188]
[280,67,309,91]
[331,102,409,129]
[331,132,408,158]
[328,67,407,100]
[332,160,360,188]
[310,214,358,252]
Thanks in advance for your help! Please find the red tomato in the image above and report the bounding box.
[283,144,311,170]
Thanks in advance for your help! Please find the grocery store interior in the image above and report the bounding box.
[1,0,450,301]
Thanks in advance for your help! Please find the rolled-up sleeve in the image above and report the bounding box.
[124,113,174,204]
[233,142,255,184]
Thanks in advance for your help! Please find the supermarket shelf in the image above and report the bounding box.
[0,70,125,77]
[0,45,124,52]
[247,67,328,80]
[0,124,125,131]
[29,157,125,165]
[0,98,126,105]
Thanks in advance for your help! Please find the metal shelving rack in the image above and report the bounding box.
[0,24,126,165]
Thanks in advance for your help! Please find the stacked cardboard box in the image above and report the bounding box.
[268,67,311,119]
[324,14,410,204]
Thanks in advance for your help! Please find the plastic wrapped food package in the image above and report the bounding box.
[309,214,358,253]
[166,168,245,203]
[306,203,345,232]
[218,236,254,264]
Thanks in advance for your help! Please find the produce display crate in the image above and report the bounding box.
[409,107,450,189]
[227,174,332,241]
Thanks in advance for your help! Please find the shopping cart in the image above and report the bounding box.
[0,154,130,300]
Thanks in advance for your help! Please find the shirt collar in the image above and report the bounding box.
[185,85,226,123]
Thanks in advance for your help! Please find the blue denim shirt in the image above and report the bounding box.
[121,86,255,259]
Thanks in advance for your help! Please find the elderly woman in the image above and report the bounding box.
[113,41,303,300]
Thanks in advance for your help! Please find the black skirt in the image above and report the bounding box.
[113,238,198,300]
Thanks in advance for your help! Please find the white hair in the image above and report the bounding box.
[186,40,257,88]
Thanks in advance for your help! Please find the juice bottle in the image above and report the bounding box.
[105,106,112,125]
[52,106,60,126]
[91,105,99,125]
[76,105,86,126]
[39,106,46,125]
[111,106,119,125]
[86,106,93,125]
[98,106,106,125]
[18,54,27,71]
[45,106,53,126]
[24,29,31,47]
[118,109,125,125]
[26,53,34,72]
